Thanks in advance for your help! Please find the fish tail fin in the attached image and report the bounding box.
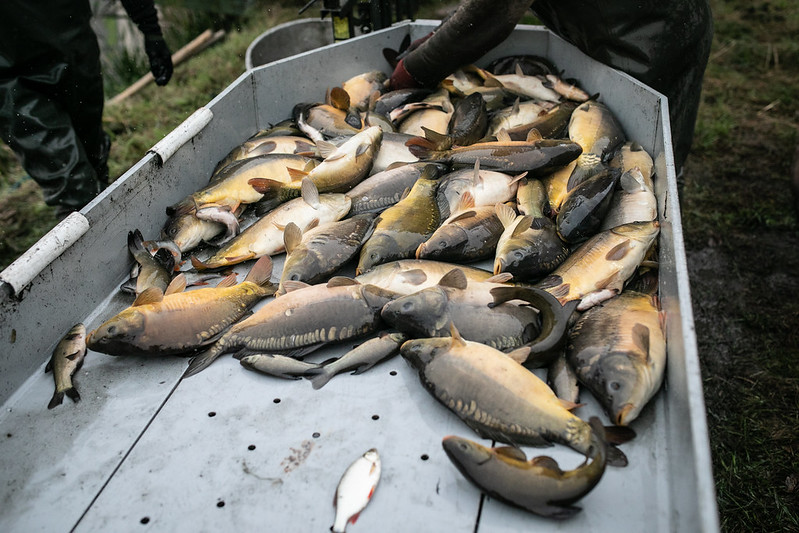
[305,367,334,390]
[183,341,230,378]
[421,126,453,151]
[47,391,64,409]
[405,135,437,159]
[65,387,81,403]
[190,255,211,271]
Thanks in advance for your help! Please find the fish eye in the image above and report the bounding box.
[459,442,469,451]
[107,325,117,335]
[609,381,621,391]
[402,301,414,312]
[514,251,524,260]
[437,240,447,249]
[289,273,300,280]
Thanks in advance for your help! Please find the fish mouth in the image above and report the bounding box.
[615,403,635,426]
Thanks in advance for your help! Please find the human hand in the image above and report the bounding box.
[144,35,173,86]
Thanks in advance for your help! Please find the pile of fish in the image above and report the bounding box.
[51,55,668,523]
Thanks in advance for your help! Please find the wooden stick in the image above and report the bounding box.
[107,29,226,106]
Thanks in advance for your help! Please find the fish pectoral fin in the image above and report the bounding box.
[486,272,513,283]
[398,269,428,285]
[45,360,53,373]
[165,273,188,295]
[327,276,359,287]
[557,398,585,411]
[282,280,312,292]
[531,503,582,520]
[215,273,239,289]
[494,446,528,463]
[603,424,637,445]
[65,350,82,362]
[438,268,467,290]
[133,287,164,306]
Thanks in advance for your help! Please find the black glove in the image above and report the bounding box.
[144,34,173,86]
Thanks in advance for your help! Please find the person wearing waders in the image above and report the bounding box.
[0,0,173,218]
[388,0,713,177]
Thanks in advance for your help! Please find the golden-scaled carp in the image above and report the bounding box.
[354,259,501,295]
[170,154,316,216]
[567,290,666,426]
[401,324,632,463]
[191,179,351,270]
[502,100,579,141]
[278,213,377,294]
[88,256,276,357]
[610,141,654,185]
[442,417,607,519]
[381,268,539,352]
[544,74,591,102]
[342,70,387,112]
[331,448,381,533]
[46,323,87,409]
[306,331,406,390]
[356,166,441,275]
[537,221,660,310]
[183,278,399,377]
[566,100,626,190]
[249,126,382,203]
[162,209,242,253]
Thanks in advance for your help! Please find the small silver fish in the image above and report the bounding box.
[332,448,381,533]
[239,353,321,380]
[46,323,87,409]
[306,332,405,390]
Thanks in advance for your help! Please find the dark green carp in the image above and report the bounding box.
[556,166,621,244]
[442,416,608,519]
[356,167,441,275]
[346,162,447,215]
[416,203,504,263]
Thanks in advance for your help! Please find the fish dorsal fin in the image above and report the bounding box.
[316,140,338,159]
[286,167,310,182]
[282,280,311,293]
[511,215,533,237]
[304,159,318,173]
[511,97,520,115]
[327,276,360,287]
[526,128,543,142]
[486,272,513,283]
[632,322,651,362]
[620,167,646,193]
[514,63,524,77]
[283,222,303,254]
[448,322,467,347]
[438,268,467,290]
[496,129,512,143]
[165,273,187,295]
[244,255,274,286]
[471,159,483,186]
[133,287,163,306]
[506,346,530,365]
[530,456,564,474]
[386,161,409,171]
[215,273,239,288]
[495,202,518,228]
[399,187,411,201]
[456,191,476,212]
[398,269,427,285]
[328,87,350,110]
[483,73,503,88]
[495,446,527,462]
[301,178,321,209]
